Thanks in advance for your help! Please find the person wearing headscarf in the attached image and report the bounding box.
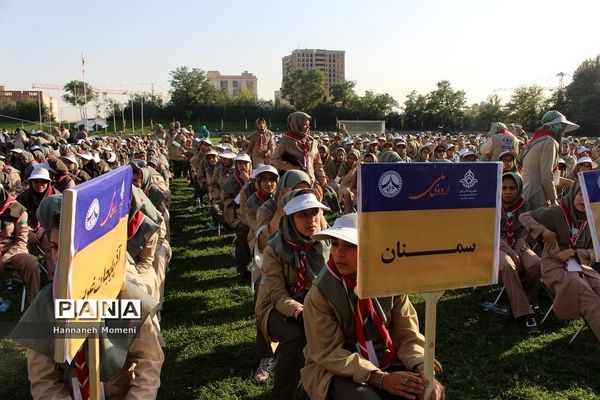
[271,112,327,187]
[255,170,314,256]
[406,140,420,160]
[498,150,518,173]
[209,151,235,227]
[568,157,596,181]
[324,147,345,191]
[318,144,332,168]
[46,158,75,193]
[1,160,24,196]
[16,167,58,280]
[223,153,253,276]
[13,194,164,400]
[246,165,280,384]
[301,213,445,400]
[189,139,212,200]
[480,122,518,162]
[333,149,358,213]
[499,172,541,334]
[60,153,91,185]
[255,189,331,399]
[519,181,600,340]
[0,179,40,304]
[519,111,580,209]
[415,143,433,162]
[247,117,275,167]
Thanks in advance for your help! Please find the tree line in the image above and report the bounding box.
[4,55,598,134]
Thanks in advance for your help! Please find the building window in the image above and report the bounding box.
[220,81,228,91]
[232,80,240,96]
[246,81,255,90]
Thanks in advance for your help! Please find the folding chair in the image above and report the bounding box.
[5,262,47,312]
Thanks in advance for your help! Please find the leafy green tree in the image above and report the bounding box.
[281,69,325,111]
[473,94,506,131]
[63,80,96,119]
[329,80,357,107]
[565,55,600,135]
[403,90,429,130]
[355,90,398,119]
[506,85,546,131]
[169,66,216,118]
[425,80,466,130]
[231,88,257,106]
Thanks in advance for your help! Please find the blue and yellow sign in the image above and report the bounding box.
[55,166,132,363]
[357,162,501,298]
[578,170,600,260]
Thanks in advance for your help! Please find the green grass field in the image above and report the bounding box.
[1,178,599,399]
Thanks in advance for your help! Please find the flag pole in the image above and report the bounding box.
[81,53,87,121]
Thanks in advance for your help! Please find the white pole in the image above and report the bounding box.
[140,95,144,134]
[131,98,135,134]
[81,53,87,121]
[113,103,117,134]
[38,92,42,130]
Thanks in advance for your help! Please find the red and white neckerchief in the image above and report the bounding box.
[286,131,311,170]
[286,239,314,301]
[326,257,396,370]
[73,344,90,400]
[255,189,269,204]
[559,201,588,250]
[503,197,525,248]
[0,196,15,216]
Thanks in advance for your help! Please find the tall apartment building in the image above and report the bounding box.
[281,49,345,99]
[206,71,258,98]
[0,85,59,119]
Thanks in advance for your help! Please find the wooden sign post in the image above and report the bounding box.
[358,162,501,397]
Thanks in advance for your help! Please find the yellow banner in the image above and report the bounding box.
[357,208,498,298]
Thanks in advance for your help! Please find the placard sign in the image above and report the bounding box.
[357,162,501,298]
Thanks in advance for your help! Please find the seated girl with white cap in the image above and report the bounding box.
[301,213,445,400]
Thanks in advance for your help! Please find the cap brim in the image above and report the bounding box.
[283,195,330,215]
[312,227,357,245]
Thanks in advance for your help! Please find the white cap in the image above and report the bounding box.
[199,138,212,146]
[557,158,567,165]
[576,156,594,166]
[60,154,78,164]
[283,192,330,215]
[205,150,219,157]
[234,153,251,163]
[251,165,278,179]
[106,152,117,163]
[78,151,93,161]
[219,151,236,160]
[28,167,51,181]
[461,150,476,158]
[312,213,357,245]
[10,148,23,154]
[498,150,517,160]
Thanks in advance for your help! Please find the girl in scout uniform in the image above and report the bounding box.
[301,213,445,400]
[520,181,600,340]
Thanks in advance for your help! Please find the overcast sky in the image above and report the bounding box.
[2,0,599,121]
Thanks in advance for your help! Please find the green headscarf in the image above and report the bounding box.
[287,111,311,137]
[378,151,402,163]
[267,189,330,277]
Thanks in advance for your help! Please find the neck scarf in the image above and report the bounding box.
[286,130,311,169]
[503,197,524,247]
[74,344,90,400]
[286,239,314,300]
[560,201,587,250]
[524,128,556,150]
[326,257,396,369]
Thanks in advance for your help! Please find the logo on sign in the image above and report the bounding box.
[597,175,600,190]
[85,199,100,231]
[460,170,478,188]
[378,170,403,198]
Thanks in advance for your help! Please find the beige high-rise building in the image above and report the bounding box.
[206,71,258,98]
[281,49,345,99]
[0,85,59,120]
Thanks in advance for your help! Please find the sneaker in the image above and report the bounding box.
[523,315,540,335]
[254,357,276,384]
